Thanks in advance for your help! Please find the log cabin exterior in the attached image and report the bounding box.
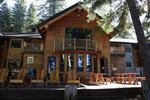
[0,2,143,82]
[0,2,111,80]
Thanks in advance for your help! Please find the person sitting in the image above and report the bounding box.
[26,67,34,79]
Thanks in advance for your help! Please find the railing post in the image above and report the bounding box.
[74,38,76,50]
[95,41,97,51]
[86,39,88,51]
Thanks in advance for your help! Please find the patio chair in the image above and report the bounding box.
[30,68,44,86]
[46,70,60,86]
[67,69,80,85]
[97,73,106,84]
[0,68,8,87]
[134,76,146,84]
[115,73,128,84]
[9,68,26,86]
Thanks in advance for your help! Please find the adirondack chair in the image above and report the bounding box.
[89,73,97,84]
[67,69,80,85]
[0,68,8,87]
[9,68,26,86]
[46,70,60,86]
[30,68,44,86]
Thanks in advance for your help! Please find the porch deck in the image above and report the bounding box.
[0,82,144,100]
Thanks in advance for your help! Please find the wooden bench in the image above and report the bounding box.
[9,68,26,86]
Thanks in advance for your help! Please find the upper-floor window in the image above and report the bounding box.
[65,28,92,40]
[11,40,22,48]
[126,62,132,67]
[123,44,132,52]
[0,38,5,46]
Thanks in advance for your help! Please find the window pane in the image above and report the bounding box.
[86,54,92,72]
[11,40,21,48]
[65,28,92,40]
[67,54,74,71]
[126,62,132,67]
[77,54,83,72]
[60,54,65,72]
[47,56,56,74]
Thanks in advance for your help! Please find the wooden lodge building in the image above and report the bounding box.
[0,2,142,80]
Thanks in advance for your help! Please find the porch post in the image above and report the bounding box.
[83,53,86,73]
[64,53,67,72]
[97,54,100,73]
[74,53,77,71]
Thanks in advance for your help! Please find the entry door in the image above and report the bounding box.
[100,58,108,73]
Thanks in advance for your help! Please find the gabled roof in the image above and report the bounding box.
[0,32,42,39]
[37,1,102,30]
[110,37,138,44]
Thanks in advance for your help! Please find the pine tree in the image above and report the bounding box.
[26,3,38,32]
[0,0,3,3]
[39,0,66,20]
[12,0,27,32]
[0,2,13,32]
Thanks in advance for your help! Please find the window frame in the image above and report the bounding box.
[10,39,22,48]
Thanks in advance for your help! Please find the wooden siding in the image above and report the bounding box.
[22,53,43,68]
[42,9,111,75]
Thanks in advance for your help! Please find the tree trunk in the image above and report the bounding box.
[126,0,150,99]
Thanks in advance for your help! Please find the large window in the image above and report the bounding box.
[65,28,92,40]
[47,56,56,74]
[86,54,92,72]
[67,54,74,71]
[77,54,83,72]
[11,40,22,48]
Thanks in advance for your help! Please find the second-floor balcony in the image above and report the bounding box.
[54,39,97,52]
[110,46,125,56]
[24,43,44,52]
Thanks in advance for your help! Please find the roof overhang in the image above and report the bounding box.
[37,2,102,33]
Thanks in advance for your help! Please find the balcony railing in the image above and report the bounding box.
[110,47,125,55]
[54,39,97,51]
[24,43,44,51]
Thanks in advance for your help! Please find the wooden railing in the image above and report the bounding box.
[54,39,97,51]
[24,43,44,51]
[110,47,125,55]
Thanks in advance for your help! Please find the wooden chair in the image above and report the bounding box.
[9,68,26,86]
[30,68,44,86]
[0,68,8,87]
[97,73,106,84]
[115,73,127,84]
[67,69,80,85]
[89,73,95,83]
[134,76,146,84]
[46,70,59,86]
